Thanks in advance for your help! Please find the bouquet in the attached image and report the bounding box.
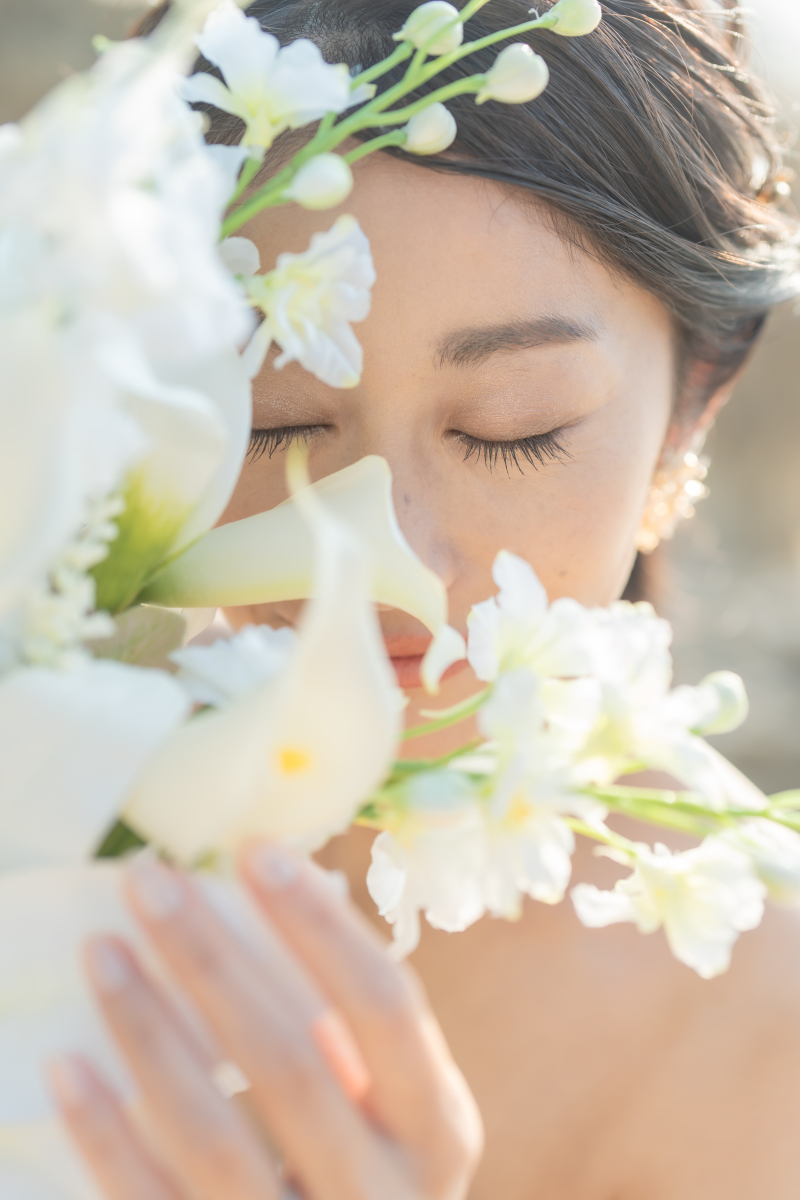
[2,0,800,1193]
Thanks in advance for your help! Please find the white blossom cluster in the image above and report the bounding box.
[2,2,799,1195]
[366,551,800,976]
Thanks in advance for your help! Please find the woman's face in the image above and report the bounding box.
[220,154,675,701]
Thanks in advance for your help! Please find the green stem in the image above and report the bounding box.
[221,7,558,236]
[390,738,484,774]
[228,154,261,207]
[344,129,408,162]
[350,42,413,87]
[401,687,490,740]
[566,818,636,854]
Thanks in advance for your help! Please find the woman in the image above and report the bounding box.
[48,2,800,1196]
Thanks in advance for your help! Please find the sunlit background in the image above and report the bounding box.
[1,0,798,792]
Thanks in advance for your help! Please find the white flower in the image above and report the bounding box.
[670,670,749,736]
[183,1,352,156]
[392,2,464,56]
[467,551,595,682]
[0,26,253,628]
[241,214,375,389]
[572,838,766,978]
[0,862,269,1129]
[0,660,189,871]
[284,153,354,210]
[476,44,550,106]
[141,454,464,691]
[720,818,800,905]
[402,103,458,155]
[172,622,295,708]
[547,0,603,37]
[125,465,403,857]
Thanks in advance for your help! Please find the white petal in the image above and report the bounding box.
[219,236,261,279]
[141,456,450,638]
[571,882,637,927]
[195,2,279,100]
[421,624,466,694]
[0,661,189,869]
[126,472,401,857]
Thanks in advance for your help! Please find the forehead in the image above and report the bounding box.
[245,153,668,360]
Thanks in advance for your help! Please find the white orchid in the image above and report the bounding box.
[572,838,766,978]
[239,215,376,389]
[183,1,353,156]
[141,454,465,691]
[476,44,550,106]
[125,454,403,858]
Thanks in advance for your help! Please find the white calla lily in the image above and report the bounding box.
[183,1,353,155]
[0,862,270,1132]
[0,660,189,870]
[91,346,252,614]
[0,21,254,623]
[125,454,403,859]
[140,454,465,687]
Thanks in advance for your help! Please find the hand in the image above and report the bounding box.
[47,845,483,1200]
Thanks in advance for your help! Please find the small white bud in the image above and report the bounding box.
[284,154,353,211]
[693,670,749,736]
[476,43,549,106]
[403,102,457,155]
[546,0,603,37]
[393,2,464,56]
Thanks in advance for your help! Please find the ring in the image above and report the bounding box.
[210,1059,251,1098]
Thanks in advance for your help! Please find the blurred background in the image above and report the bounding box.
[0,0,798,792]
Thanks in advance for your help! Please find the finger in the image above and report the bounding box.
[84,936,280,1200]
[124,856,394,1200]
[240,844,483,1181]
[47,1054,184,1200]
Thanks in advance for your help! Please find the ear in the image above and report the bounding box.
[663,359,745,452]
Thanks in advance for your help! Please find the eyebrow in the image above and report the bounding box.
[435,315,600,369]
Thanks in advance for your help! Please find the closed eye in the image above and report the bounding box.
[453,429,571,473]
[247,425,330,463]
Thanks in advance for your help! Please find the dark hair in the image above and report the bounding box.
[138,0,799,424]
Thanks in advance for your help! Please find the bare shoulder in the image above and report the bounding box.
[608,903,800,1199]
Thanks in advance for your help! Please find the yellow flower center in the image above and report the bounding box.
[276,745,312,775]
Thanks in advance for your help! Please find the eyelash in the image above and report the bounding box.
[247,425,571,474]
[247,425,326,463]
[455,429,571,473]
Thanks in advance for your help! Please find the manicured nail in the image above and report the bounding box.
[248,844,299,891]
[311,1009,372,1102]
[47,1055,95,1109]
[128,853,184,921]
[86,937,132,994]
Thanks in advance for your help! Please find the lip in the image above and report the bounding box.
[383,633,469,690]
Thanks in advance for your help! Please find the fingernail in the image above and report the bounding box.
[248,844,298,891]
[86,937,132,994]
[47,1055,95,1109]
[128,853,184,921]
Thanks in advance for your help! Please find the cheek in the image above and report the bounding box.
[439,399,669,613]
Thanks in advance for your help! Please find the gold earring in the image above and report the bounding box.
[636,430,710,554]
